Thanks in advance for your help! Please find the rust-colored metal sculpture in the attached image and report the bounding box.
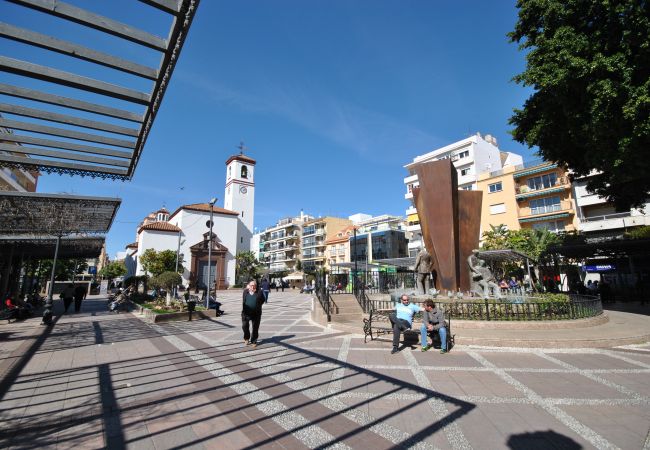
[412,159,483,292]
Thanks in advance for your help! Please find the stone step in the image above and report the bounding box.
[331,312,362,322]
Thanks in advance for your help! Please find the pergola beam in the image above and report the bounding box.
[0,118,137,148]
[0,103,139,137]
[6,0,168,51]
[0,22,158,80]
[0,143,131,168]
[139,0,183,15]
[0,57,151,105]
[0,154,129,177]
[0,83,143,123]
[0,132,133,159]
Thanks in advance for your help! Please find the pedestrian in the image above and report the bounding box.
[280,279,285,292]
[61,284,74,313]
[242,280,264,347]
[420,299,448,354]
[274,281,279,293]
[389,294,424,354]
[261,277,270,303]
[73,284,87,313]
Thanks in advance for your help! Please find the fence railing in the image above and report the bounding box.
[368,294,602,321]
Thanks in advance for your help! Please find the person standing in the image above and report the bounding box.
[73,284,87,313]
[242,280,264,347]
[61,284,74,313]
[261,278,270,303]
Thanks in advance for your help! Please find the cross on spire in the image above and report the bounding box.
[237,141,248,155]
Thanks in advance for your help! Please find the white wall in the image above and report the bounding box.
[136,231,181,276]
[170,209,239,287]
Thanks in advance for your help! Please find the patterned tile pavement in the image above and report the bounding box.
[0,290,649,449]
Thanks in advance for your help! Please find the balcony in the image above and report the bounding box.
[513,160,557,179]
[579,213,650,233]
[518,200,574,223]
[515,177,570,200]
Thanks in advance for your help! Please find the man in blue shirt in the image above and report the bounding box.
[389,294,423,354]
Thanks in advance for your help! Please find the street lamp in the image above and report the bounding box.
[206,197,217,309]
[174,230,185,298]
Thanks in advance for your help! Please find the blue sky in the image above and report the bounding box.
[2,1,537,259]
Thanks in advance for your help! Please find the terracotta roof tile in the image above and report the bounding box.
[168,203,239,220]
[138,222,181,234]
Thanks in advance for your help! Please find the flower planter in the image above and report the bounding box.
[136,305,214,323]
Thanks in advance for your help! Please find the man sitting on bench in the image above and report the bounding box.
[389,294,423,354]
[421,299,448,354]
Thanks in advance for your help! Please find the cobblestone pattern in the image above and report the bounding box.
[0,291,649,449]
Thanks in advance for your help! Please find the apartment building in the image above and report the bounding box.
[477,160,577,237]
[573,175,650,239]
[403,133,523,255]
[325,225,356,268]
[350,215,408,263]
[0,126,39,192]
[258,212,313,275]
[301,216,353,272]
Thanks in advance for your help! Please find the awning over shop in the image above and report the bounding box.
[0,0,201,180]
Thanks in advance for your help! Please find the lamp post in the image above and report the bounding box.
[206,198,216,309]
[174,230,185,298]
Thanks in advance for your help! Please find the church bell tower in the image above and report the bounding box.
[224,144,255,254]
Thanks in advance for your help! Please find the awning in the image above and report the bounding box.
[519,212,571,223]
[0,235,105,258]
[0,0,201,180]
[513,163,557,179]
[284,271,305,281]
[373,257,416,268]
[0,191,120,235]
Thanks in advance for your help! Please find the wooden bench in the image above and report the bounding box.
[363,307,454,350]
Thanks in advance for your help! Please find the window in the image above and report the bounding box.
[489,203,506,215]
[241,165,248,178]
[527,173,557,191]
[532,220,565,233]
[460,167,470,176]
[461,185,473,191]
[529,196,561,215]
[488,182,502,193]
[457,150,469,159]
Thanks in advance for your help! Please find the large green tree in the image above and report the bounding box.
[235,251,263,284]
[98,261,127,281]
[509,0,650,210]
[139,249,184,277]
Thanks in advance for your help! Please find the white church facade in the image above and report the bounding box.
[125,152,256,290]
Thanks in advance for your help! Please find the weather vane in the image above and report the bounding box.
[237,141,248,155]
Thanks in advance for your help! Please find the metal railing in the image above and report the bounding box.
[582,212,632,222]
[368,294,602,321]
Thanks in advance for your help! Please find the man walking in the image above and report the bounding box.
[420,299,448,354]
[61,284,74,313]
[242,280,264,347]
[73,284,87,313]
[261,277,270,303]
[389,294,423,354]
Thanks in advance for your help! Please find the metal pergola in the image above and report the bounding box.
[0,191,121,235]
[0,191,121,317]
[0,0,200,179]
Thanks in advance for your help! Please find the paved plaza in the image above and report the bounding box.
[0,291,649,449]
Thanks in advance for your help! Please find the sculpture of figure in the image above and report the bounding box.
[414,248,434,295]
[467,249,502,298]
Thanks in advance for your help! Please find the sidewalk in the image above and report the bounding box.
[1,291,649,449]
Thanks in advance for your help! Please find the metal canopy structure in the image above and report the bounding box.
[0,191,120,236]
[0,0,200,179]
[0,235,105,258]
[373,257,416,269]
